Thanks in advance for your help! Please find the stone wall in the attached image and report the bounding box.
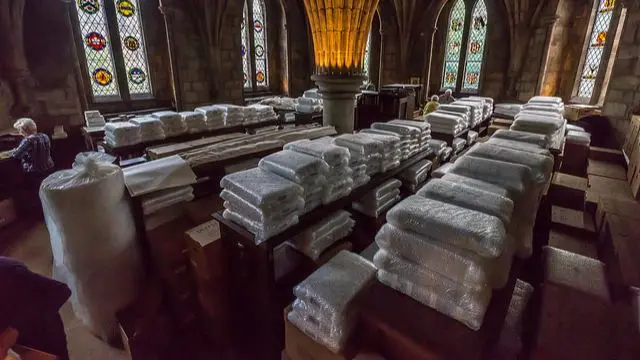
[602,3,640,144]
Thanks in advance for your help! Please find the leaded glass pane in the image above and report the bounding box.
[577,0,616,99]
[242,2,252,88]
[462,0,487,92]
[75,0,120,99]
[253,0,269,87]
[441,0,466,90]
[114,0,152,96]
[363,31,372,83]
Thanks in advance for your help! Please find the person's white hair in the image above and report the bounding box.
[13,118,37,134]
[431,95,439,101]
[445,89,453,95]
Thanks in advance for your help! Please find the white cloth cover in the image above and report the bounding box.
[40,158,142,341]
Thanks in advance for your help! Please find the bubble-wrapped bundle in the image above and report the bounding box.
[453,100,484,127]
[417,179,515,288]
[371,122,421,159]
[449,156,536,258]
[432,162,453,179]
[220,167,304,243]
[511,97,566,148]
[427,111,466,135]
[523,96,564,114]
[141,185,194,215]
[289,251,376,353]
[194,105,226,130]
[465,96,494,120]
[209,104,244,126]
[429,139,447,155]
[104,121,141,147]
[441,147,454,162]
[494,280,534,359]
[152,111,187,137]
[40,157,143,341]
[389,119,432,152]
[130,116,166,142]
[437,104,471,128]
[452,137,466,154]
[357,131,402,173]
[494,103,523,118]
[398,159,432,189]
[284,139,353,204]
[288,210,355,259]
[244,104,277,124]
[334,134,385,175]
[180,111,207,133]
[467,130,478,146]
[258,150,330,214]
[352,178,402,218]
[566,130,591,146]
[492,129,552,149]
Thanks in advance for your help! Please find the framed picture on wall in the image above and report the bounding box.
[410,77,421,85]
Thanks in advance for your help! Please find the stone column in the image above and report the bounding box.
[311,74,365,134]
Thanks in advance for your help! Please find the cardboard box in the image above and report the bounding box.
[184,196,224,225]
[588,146,624,164]
[550,206,596,240]
[0,197,17,228]
[587,159,627,181]
[561,142,589,177]
[185,220,224,283]
[548,229,598,259]
[593,195,640,232]
[548,173,588,210]
[599,215,640,294]
[589,175,634,201]
[284,306,351,360]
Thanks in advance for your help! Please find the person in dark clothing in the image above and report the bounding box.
[0,257,71,359]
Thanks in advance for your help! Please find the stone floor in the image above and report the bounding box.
[2,220,128,360]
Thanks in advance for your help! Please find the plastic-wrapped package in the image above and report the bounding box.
[432,163,453,178]
[287,303,354,353]
[442,173,511,198]
[375,224,490,290]
[511,117,563,135]
[453,138,466,153]
[449,157,530,198]
[352,193,400,217]
[398,159,432,184]
[40,158,142,340]
[141,185,194,215]
[104,121,141,147]
[387,196,506,258]
[485,137,550,155]
[180,111,207,133]
[492,129,551,148]
[375,250,492,330]
[440,147,453,161]
[495,280,534,358]
[152,111,187,136]
[373,179,402,198]
[467,130,478,145]
[129,117,166,142]
[467,143,553,185]
[566,130,591,145]
[323,182,354,204]
[530,95,563,104]
[290,212,355,259]
[220,168,304,210]
[356,188,401,210]
[371,122,420,137]
[259,150,330,184]
[221,189,304,222]
[285,139,350,167]
[73,152,116,168]
[293,251,376,337]
[223,209,298,242]
[357,132,401,152]
[334,134,384,156]
[543,246,610,300]
[359,128,403,139]
[389,119,431,131]
[417,179,514,225]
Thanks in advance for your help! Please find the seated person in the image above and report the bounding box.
[439,88,456,104]
[11,118,54,176]
[423,95,440,115]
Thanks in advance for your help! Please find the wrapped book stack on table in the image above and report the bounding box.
[244,104,278,124]
[389,119,432,153]
[220,167,304,243]
[333,134,386,177]
[130,117,165,142]
[357,131,401,180]
[426,111,466,135]
[194,105,226,130]
[288,210,355,260]
[370,122,420,160]
[510,96,566,149]
[352,178,402,218]
[398,159,432,192]
[287,251,376,353]
[180,111,207,133]
[104,121,141,147]
[152,111,187,137]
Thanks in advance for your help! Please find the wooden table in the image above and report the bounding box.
[214,149,434,360]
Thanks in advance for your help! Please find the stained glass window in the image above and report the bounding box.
[441,0,466,90]
[75,0,120,98]
[74,0,152,101]
[577,0,616,99]
[462,0,487,92]
[241,3,252,88]
[242,0,270,91]
[114,0,152,96]
[363,31,372,82]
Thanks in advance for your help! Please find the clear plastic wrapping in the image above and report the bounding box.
[220,167,304,210]
[467,130,479,145]
[417,179,514,225]
[441,147,453,161]
[259,150,330,184]
[399,159,432,184]
[449,156,530,198]
[566,130,591,145]
[290,211,355,260]
[285,139,350,167]
[375,224,490,290]
[221,189,304,222]
[543,246,610,300]
[334,134,384,155]
[287,301,354,353]
[357,132,401,152]
[432,163,453,178]
[386,195,506,258]
[429,139,447,151]
[223,209,298,242]
[40,158,142,340]
[375,250,492,330]
[442,173,511,198]
[467,143,553,185]
[485,137,550,155]
[371,122,420,137]
[293,250,376,326]
[492,129,552,148]
[141,186,194,215]
[388,119,431,132]
[496,279,534,356]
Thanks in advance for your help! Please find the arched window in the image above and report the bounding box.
[363,30,372,83]
[242,0,270,91]
[441,0,467,90]
[576,0,617,101]
[461,0,487,92]
[74,0,152,101]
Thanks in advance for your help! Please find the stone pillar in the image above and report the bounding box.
[311,74,365,134]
